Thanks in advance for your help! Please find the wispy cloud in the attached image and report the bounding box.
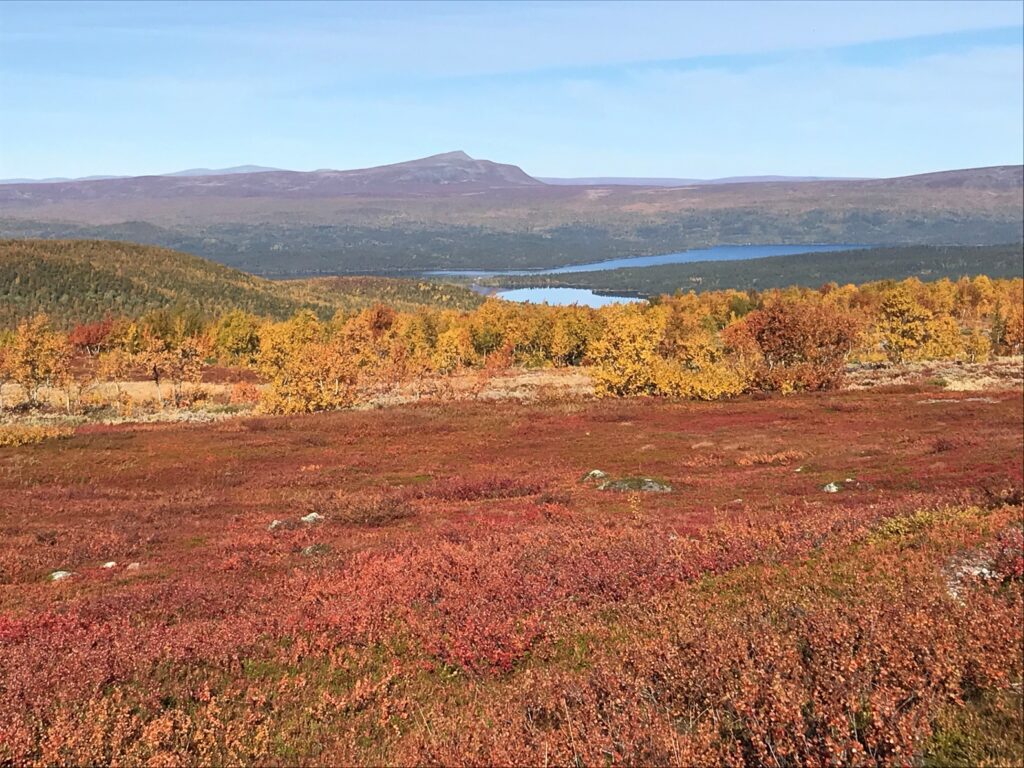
[0,1,1020,178]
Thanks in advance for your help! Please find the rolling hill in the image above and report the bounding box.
[0,239,482,328]
[538,175,864,186]
[0,154,1020,276]
[0,166,285,185]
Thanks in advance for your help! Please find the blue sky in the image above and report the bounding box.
[1,0,1022,179]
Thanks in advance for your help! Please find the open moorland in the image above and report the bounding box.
[1,389,1022,765]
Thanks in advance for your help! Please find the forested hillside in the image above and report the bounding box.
[487,244,1024,296]
[0,239,481,328]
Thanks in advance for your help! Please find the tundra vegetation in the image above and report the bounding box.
[0,392,1021,765]
[0,254,1022,766]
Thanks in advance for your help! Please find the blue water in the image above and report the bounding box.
[496,287,644,307]
[429,243,865,277]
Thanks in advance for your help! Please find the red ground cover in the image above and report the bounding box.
[1,388,1021,764]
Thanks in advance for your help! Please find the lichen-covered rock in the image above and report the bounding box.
[599,477,672,493]
[301,544,331,557]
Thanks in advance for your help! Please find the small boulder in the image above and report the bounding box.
[300,512,325,525]
[822,482,841,493]
[946,551,999,600]
[268,519,297,532]
[580,469,607,483]
[301,544,331,557]
[599,477,672,493]
[101,561,117,569]
[49,570,73,582]
[126,562,141,571]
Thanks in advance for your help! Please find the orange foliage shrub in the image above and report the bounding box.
[229,381,261,405]
[68,316,115,355]
[724,299,862,392]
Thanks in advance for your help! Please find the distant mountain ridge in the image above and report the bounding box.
[163,165,283,177]
[0,151,542,200]
[0,165,284,185]
[0,152,1019,277]
[539,175,868,186]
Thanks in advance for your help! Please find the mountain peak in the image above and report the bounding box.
[428,150,473,162]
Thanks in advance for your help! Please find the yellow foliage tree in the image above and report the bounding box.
[590,305,667,396]
[213,310,262,365]
[257,311,359,413]
[4,314,71,408]
[432,325,477,374]
[96,347,135,404]
[962,329,991,363]
[919,315,964,360]
[550,306,596,367]
[878,286,932,363]
[137,331,209,408]
[1003,304,1024,355]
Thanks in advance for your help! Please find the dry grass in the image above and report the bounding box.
[0,423,74,446]
[845,356,1024,392]
[736,449,808,466]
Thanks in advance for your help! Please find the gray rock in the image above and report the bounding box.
[580,469,607,483]
[822,482,841,493]
[301,544,331,557]
[946,551,999,600]
[49,570,73,582]
[268,519,298,532]
[599,477,672,493]
[126,562,141,571]
[101,561,117,569]
[300,512,325,525]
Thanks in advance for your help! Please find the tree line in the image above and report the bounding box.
[1,275,1020,414]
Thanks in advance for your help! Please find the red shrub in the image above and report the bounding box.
[725,299,862,391]
[68,316,116,355]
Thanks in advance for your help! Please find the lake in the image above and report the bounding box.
[494,287,644,307]
[429,243,864,278]
[457,243,867,307]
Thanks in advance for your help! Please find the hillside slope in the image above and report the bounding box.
[0,239,481,328]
